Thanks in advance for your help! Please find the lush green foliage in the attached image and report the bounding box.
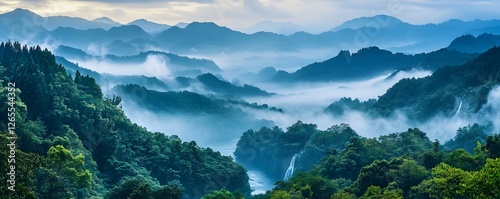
[201,189,245,199]
[326,46,500,121]
[0,41,251,198]
[444,123,490,154]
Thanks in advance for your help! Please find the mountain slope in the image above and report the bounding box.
[195,73,273,97]
[54,45,221,76]
[92,17,122,27]
[128,19,171,33]
[331,15,405,31]
[447,33,500,53]
[244,20,304,35]
[0,8,48,41]
[273,47,477,82]
[110,84,277,145]
[4,9,500,55]
[326,46,500,121]
[0,41,251,198]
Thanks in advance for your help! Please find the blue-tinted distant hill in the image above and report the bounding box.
[269,46,477,82]
[127,19,171,33]
[154,22,293,53]
[244,20,304,35]
[175,73,273,97]
[0,8,48,41]
[54,45,92,60]
[50,25,150,50]
[54,45,221,76]
[447,33,500,53]
[106,40,141,56]
[326,46,500,121]
[152,15,500,54]
[3,9,500,56]
[55,56,171,91]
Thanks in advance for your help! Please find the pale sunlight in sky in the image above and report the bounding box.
[1,0,499,33]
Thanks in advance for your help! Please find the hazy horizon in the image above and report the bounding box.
[2,0,500,33]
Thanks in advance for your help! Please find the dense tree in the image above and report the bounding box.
[485,134,500,158]
[444,123,489,154]
[0,41,252,198]
[201,189,245,199]
[420,140,445,169]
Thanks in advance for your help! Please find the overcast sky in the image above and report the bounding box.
[1,0,500,33]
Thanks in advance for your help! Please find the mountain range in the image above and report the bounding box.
[2,9,500,56]
[447,33,500,53]
[264,46,478,82]
[325,46,500,121]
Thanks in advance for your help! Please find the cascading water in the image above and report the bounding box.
[283,154,299,181]
[453,100,463,118]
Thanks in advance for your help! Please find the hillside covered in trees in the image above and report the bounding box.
[326,46,500,121]
[234,121,500,199]
[232,45,500,199]
[0,41,251,199]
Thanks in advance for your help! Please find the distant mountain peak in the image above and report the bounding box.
[245,20,304,35]
[127,19,171,33]
[2,8,41,18]
[175,22,189,28]
[92,17,121,26]
[331,15,404,32]
[108,25,146,33]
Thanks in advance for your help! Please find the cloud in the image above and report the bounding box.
[5,0,500,33]
[69,54,172,81]
[73,0,215,3]
[242,69,432,131]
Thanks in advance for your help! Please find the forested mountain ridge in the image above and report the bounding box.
[0,41,251,198]
[235,122,500,199]
[109,84,278,145]
[54,45,222,76]
[271,46,477,82]
[4,9,500,56]
[326,46,500,121]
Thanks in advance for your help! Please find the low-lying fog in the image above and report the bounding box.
[70,49,500,195]
[70,50,500,154]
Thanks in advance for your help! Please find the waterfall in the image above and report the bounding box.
[283,154,299,181]
[453,100,463,118]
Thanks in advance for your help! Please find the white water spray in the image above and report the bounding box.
[283,154,299,181]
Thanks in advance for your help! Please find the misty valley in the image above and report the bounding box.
[1,8,500,199]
